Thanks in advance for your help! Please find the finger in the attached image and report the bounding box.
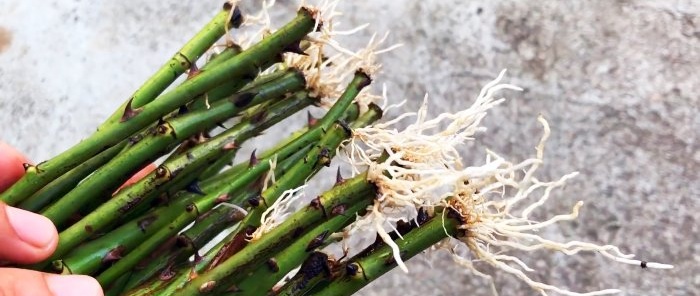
[0,268,103,296]
[0,142,31,193]
[0,202,58,263]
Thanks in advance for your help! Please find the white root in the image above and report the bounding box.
[340,70,672,295]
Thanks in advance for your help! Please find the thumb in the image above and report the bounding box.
[0,268,103,296]
[0,202,58,264]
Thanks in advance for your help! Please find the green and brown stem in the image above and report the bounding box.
[234,201,369,295]
[225,101,381,266]
[178,172,377,295]
[106,145,312,290]
[17,141,127,212]
[0,8,316,206]
[308,210,460,296]
[100,5,241,128]
[41,70,306,229]
[41,91,313,270]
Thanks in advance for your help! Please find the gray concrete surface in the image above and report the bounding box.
[0,1,698,295]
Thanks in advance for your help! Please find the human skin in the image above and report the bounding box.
[0,141,154,296]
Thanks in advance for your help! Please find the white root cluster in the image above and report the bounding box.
[340,70,673,295]
[215,2,673,295]
[250,184,307,241]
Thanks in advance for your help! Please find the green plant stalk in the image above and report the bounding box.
[113,146,312,291]
[178,171,376,295]
[225,102,382,265]
[17,141,127,212]
[53,195,196,276]
[104,271,132,296]
[154,108,368,295]
[148,71,308,191]
[52,47,244,216]
[95,196,249,287]
[188,63,288,112]
[129,229,233,296]
[41,70,306,229]
[218,70,371,245]
[234,201,370,295]
[44,93,314,269]
[0,8,316,206]
[308,211,460,296]
[117,204,240,292]
[100,7,236,128]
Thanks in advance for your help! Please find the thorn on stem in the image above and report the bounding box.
[249,149,258,167]
[186,63,201,79]
[307,111,318,127]
[185,181,206,195]
[178,105,189,115]
[335,167,344,185]
[222,141,237,151]
[120,97,142,122]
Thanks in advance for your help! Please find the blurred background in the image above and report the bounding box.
[0,1,697,295]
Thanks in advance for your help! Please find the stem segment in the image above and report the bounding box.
[0,8,316,206]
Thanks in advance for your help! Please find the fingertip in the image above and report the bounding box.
[0,203,58,263]
[0,142,30,192]
[5,206,58,251]
[46,274,104,296]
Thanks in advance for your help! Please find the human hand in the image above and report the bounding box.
[0,142,103,296]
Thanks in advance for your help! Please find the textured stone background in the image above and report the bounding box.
[0,1,698,295]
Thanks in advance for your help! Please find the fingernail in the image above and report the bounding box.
[5,206,57,248]
[47,275,103,296]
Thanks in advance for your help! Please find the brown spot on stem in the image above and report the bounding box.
[251,109,267,124]
[233,92,256,107]
[331,204,346,216]
[306,230,329,252]
[308,196,327,217]
[137,215,157,232]
[118,197,143,213]
[159,263,177,281]
[318,147,331,167]
[215,194,230,203]
[247,196,261,207]
[84,225,94,233]
[102,246,126,263]
[266,258,280,272]
[292,226,305,238]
